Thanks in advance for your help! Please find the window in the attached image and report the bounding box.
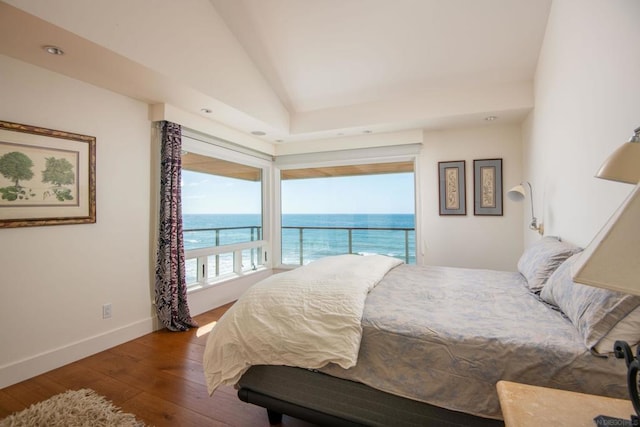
[280,161,416,265]
[181,133,270,290]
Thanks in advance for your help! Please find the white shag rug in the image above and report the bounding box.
[0,389,146,427]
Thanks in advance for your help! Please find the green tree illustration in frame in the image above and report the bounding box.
[0,120,96,228]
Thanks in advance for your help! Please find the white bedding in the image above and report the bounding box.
[203,254,403,395]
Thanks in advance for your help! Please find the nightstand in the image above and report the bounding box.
[497,380,635,427]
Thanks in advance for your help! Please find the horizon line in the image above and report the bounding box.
[183,212,415,215]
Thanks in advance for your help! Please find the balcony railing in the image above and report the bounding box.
[183,226,264,288]
[184,226,262,272]
[183,224,415,288]
[281,226,415,265]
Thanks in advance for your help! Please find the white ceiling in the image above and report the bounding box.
[0,0,552,144]
[213,0,550,112]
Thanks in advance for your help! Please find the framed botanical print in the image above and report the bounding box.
[438,160,466,215]
[473,158,503,216]
[0,120,96,228]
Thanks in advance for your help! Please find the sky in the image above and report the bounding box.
[181,170,415,214]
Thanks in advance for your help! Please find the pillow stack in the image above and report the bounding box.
[517,236,640,354]
[517,236,582,293]
[540,253,640,354]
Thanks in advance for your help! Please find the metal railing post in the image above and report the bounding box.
[215,229,220,277]
[257,226,262,268]
[348,229,353,254]
[299,228,304,265]
[405,229,410,263]
[250,227,255,268]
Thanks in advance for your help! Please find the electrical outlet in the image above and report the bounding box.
[102,303,112,319]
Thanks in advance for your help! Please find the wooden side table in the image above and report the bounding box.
[497,380,635,427]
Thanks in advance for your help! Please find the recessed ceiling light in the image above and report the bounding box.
[363,130,373,134]
[251,131,266,136]
[484,115,498,121]
[200,108,212,114]
[43,45,64,55]
[275,139,284,143]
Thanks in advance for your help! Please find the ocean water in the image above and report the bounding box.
[182,213,415,281]
[280,213,415,265]
[183,214,263,249]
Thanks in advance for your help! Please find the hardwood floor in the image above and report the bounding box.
[0,302,316,426]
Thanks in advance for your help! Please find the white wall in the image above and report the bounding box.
[0,55,154,387]
[522,0,640,248]
[419,124,523,271]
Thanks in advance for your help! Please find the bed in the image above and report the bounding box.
[203,237,640,426]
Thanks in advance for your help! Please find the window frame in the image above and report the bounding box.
[181,130,273,291]
[274,145,422,268]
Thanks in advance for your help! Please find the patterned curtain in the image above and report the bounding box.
[155,121,197,331]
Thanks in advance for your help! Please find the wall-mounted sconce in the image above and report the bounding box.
[507,181,544,235]
[595,126,640,184]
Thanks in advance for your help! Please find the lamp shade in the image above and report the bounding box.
[596,128,640,184]
[571,183,640,295]
[507,184,526,201]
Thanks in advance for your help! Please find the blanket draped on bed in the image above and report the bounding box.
[203,254,403,395]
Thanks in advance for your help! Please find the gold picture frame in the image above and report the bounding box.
[0,120,96,228]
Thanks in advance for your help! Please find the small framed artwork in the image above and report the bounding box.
[473,158,503,216]
[0,120,96,228]
[438,160,466,215]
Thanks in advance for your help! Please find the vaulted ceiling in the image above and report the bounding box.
[0,0,552,145]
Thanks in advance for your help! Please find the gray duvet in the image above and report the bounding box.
[320,264,629,419]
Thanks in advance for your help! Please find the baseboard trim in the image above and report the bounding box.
[1,271,274,389]
[0,316,155,389]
